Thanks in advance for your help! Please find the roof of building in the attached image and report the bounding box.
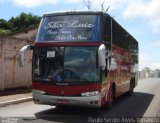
[9,25,38,36]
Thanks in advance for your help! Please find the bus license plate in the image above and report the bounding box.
[57,99,69,105]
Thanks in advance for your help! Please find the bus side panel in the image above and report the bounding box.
[109,45,132,97]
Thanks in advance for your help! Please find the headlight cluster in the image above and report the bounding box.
[81,91,99,97]
[33,89,46,95]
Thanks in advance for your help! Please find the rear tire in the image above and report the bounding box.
[127,79,134,96]
[107,86,116,109]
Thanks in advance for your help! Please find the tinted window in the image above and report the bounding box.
[64,47,100,83]
[37,15,101,42]
[103,15,111,42]
[32,47,100,84]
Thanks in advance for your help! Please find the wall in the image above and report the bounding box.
[9,26,38,41]
[0,36,32,91]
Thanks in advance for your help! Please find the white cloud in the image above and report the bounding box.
[139,53,160,70]
[10,0,82,8]
[91,0,160,33]
[12,0,59,8]
[107,0,128,11]
[91,0,128,11]
[0,0,5,4]
[151,63,160,70]
[66,0,81,3]
[151,41,160,47]
[122,0,160,33]
[122,0,149,19]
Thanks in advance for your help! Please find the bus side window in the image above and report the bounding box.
[112,19,130,50]
[104,15,111,42]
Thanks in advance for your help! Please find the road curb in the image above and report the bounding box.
[0,97,33,107]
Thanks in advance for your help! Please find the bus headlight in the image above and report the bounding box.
[81,91,99,97]
[33,89,46,95]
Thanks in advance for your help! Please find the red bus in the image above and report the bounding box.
[19,11,138,108]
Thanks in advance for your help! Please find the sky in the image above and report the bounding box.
[0,0,160,70]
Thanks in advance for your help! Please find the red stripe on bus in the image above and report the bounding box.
[34,42,102,47]
[32,82,102,96]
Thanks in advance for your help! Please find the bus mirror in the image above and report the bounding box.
[98,44,106,70]
[19,45,32,67]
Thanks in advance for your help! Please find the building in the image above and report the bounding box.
[138,67,160,79]
[150,69,160,78]
[0,36,32,91]
[138,67,151,79]
[0,26,38,91]
[9,26,38,42]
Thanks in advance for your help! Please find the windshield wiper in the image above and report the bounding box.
[33,77,51,82]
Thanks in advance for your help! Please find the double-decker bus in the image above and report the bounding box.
[19,10,138,108]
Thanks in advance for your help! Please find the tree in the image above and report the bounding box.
[0,29,11,35]
[82,0,92,10]
[82,0,110,12]
[0,19,10,30]
[7,12,41,32]
[100,1,110,12]
[0,19,11,35]
[0,12,41,34]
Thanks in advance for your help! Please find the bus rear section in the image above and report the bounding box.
[19,11,138,108]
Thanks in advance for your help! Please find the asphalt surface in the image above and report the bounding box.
[0,78,160,123]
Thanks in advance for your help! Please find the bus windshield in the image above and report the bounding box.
[33,47,100,84]
[37,15,101,42]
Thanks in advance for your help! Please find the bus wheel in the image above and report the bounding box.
[55,105,66,110]
[107,87,115,109]
[127,79,134,96]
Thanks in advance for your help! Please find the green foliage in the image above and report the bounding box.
[0,12,41,34]
[0,29,11,35]
[0,19,10,30]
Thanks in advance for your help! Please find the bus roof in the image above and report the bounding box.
[43,10,107,17]
[42,10,138,44]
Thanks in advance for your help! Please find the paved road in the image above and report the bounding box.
[0,78,160,123]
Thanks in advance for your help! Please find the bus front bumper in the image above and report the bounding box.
[32,91,102,108]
